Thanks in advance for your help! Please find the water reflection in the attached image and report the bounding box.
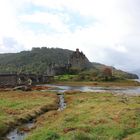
[7,129,26,140]
[58,94,66,111]
[45,84,140,95]
[7,121,34,140]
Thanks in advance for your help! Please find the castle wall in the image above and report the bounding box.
[0,74,18,86]
[46,49,92,76]
[0,74,53,86]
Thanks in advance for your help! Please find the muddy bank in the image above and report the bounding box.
[0,95,59,139]
[0,85,53,92]
[53,80,140,87]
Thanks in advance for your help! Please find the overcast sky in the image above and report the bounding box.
[0,0,140,72]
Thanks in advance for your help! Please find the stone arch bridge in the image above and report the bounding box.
[0,74,53,87]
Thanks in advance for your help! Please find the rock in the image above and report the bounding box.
[13,86,31,91]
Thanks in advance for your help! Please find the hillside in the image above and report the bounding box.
[0,47,73,74]
[132,69,140,78]
[0,47,138,79]
[92,62,139,79]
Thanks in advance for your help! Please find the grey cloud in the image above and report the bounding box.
[95,46,140,72]
[3,37,18,48]
[1,37,23,53]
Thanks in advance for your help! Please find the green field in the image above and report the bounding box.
[26,91,140,140]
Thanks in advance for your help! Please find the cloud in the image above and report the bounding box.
[0,37,22,53]
[0,0,140,72]
[20,12,69,33]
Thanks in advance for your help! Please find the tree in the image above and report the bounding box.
[102,67,112,80]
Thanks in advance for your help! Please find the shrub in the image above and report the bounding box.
[72,132,95,140]
[45,131,60,140]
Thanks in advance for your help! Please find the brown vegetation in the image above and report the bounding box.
[0,91,59,138]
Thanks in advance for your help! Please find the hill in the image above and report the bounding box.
[0,47,73,74]
[0,47,138,79]
[132,69,140,78]
[92,62,138,79]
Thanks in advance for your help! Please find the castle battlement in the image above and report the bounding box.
[69,49,91,69]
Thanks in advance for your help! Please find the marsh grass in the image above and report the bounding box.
[0,91,58,137]
[26,92,140,140]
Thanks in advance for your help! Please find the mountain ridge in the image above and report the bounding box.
[0,47,138,79]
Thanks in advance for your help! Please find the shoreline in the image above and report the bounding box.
[52,80,140,87]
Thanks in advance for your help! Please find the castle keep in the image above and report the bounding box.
[69,48,92,69]
[47,49,92,76]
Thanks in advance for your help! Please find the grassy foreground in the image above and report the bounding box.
[0,91,58,137]
[26,91,140,140]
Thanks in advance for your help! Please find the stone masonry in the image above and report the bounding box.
[69,48,92,69]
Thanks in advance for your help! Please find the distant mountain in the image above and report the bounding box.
[92,62,138,79]
[0,47,138,79]
[131,70,140,79]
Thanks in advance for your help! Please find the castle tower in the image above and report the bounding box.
[76,48,79,53]
[69,49,92,69]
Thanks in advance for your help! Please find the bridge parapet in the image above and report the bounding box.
[0,74,53,87]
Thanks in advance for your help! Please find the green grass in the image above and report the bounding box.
[26,92,140,140]
[0,91,58,137]
[54,75,76,81]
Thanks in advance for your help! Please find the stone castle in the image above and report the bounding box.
[69,48,91,69]
[47,49,92,76]
[0,49,91,86]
